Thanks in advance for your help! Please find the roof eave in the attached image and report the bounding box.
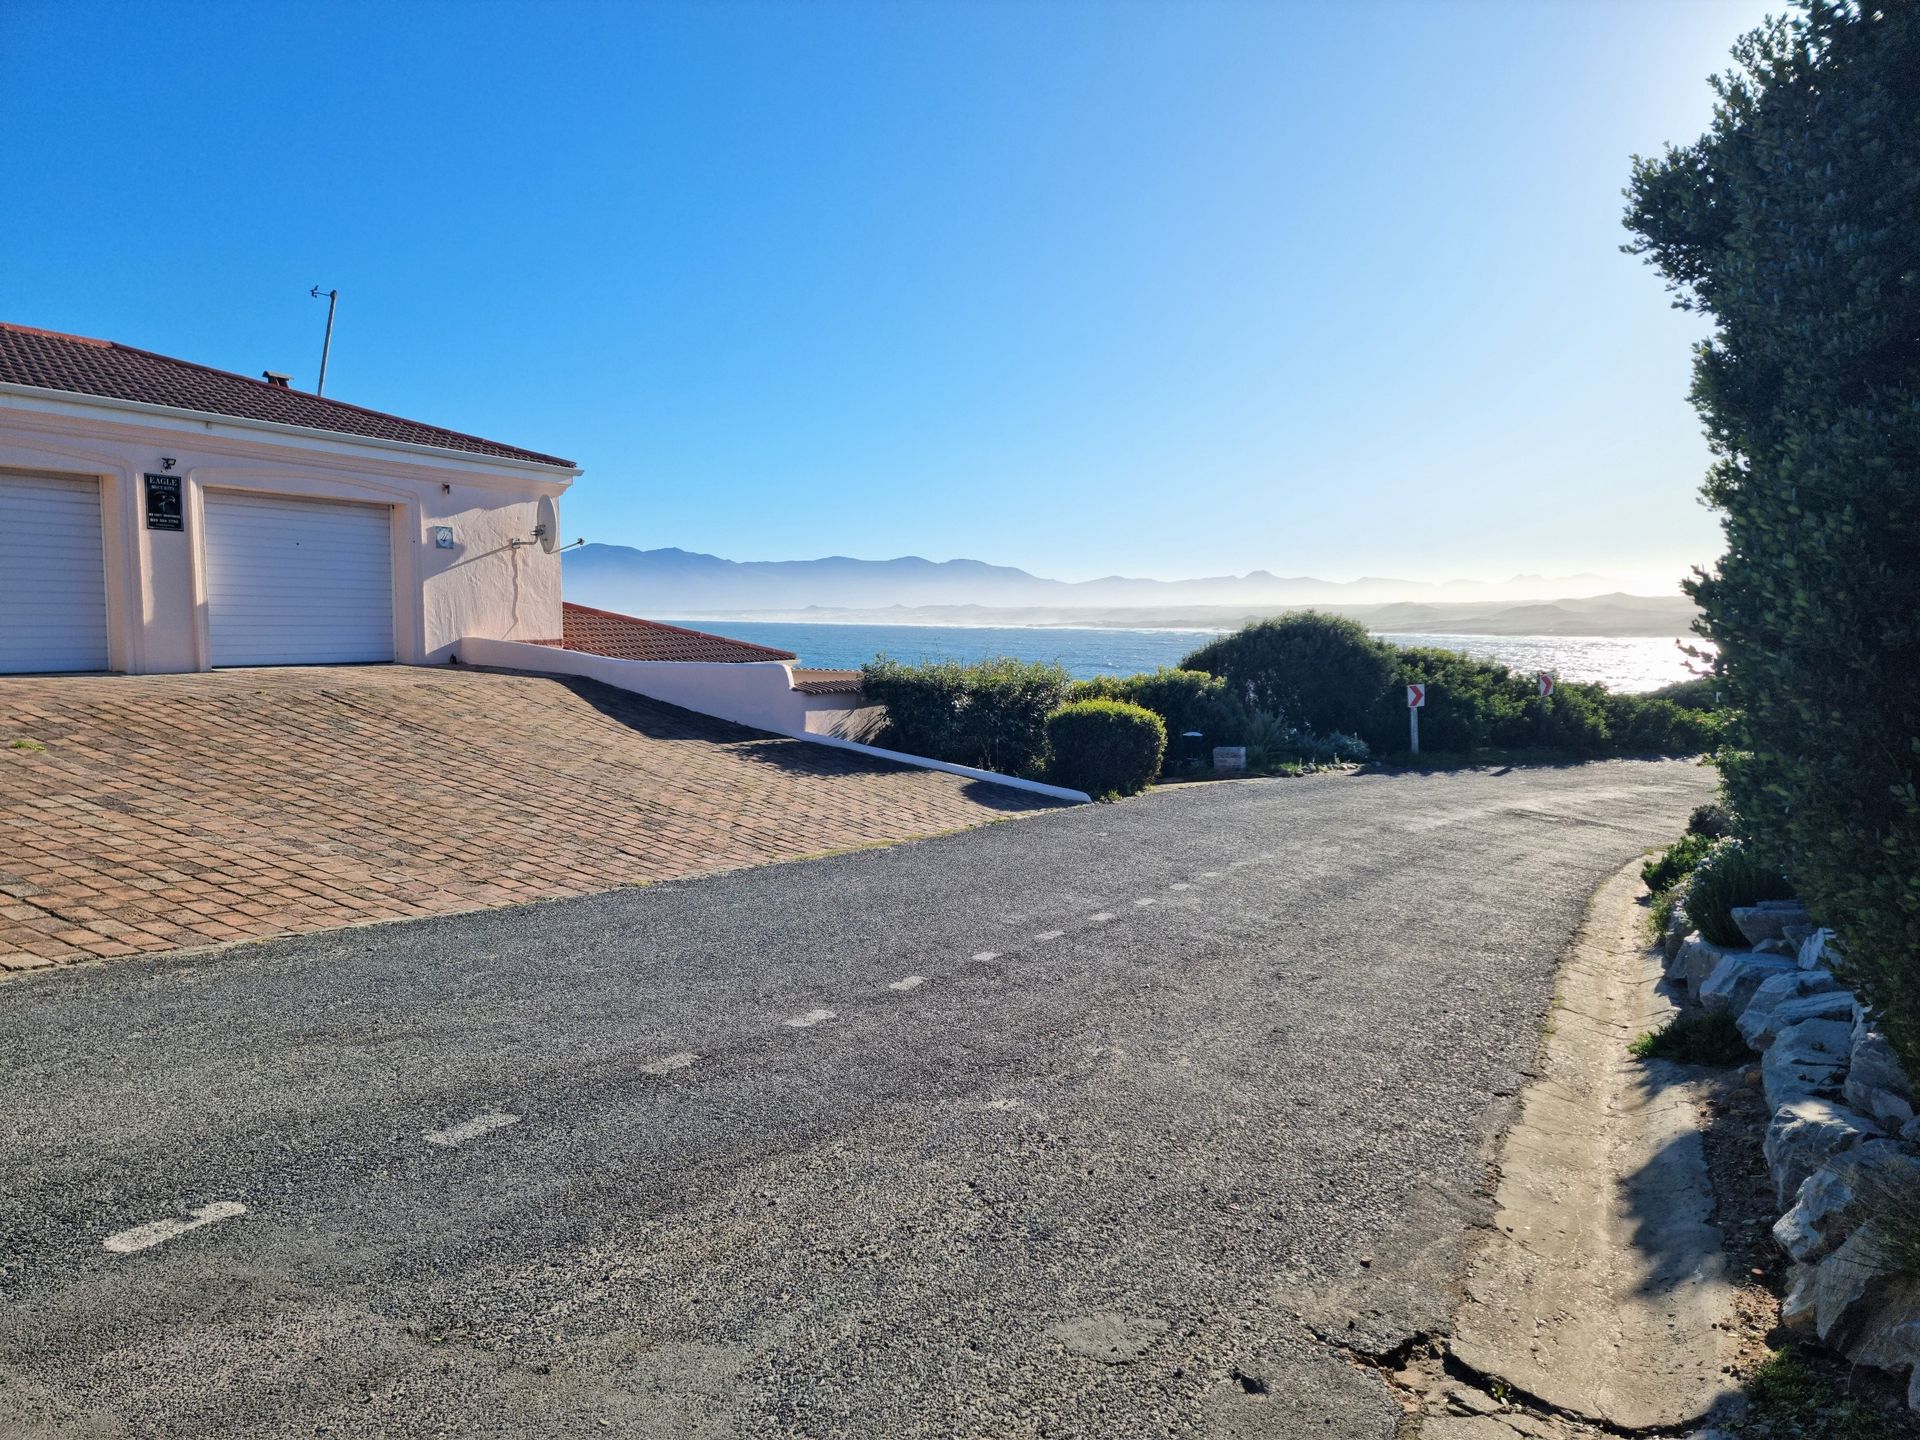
[0,381,582,479]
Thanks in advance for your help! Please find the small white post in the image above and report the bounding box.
[1410,705,1419,755]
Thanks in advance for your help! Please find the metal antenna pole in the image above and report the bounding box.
[309,287,338,394]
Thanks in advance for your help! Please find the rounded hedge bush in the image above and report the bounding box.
[1684,840,1794,947]
[1182,613,1393,739]
[1045,700,1166,799]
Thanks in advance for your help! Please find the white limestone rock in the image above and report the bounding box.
[1699,952,1799,1017]
[1738,972,1849,1049]
[1670,933,1719,985]
[1680,936,1737,994]
[1663,904,1691,964]
[1765,1098,1881,1208]
[1773,1141,1920,1263]
[1764,1018,1856,1112]
[1798,927,1840,971]
[1847,1031,1917,1129]
[1795,1225,1920,1376]
[1733,900,1811,947]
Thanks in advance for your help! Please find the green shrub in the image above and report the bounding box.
[1360,646,1531,753]
[1045,700,1166,799]
[1237,709,1370,770]
[1626,1,1920,1073]
[1629,1009,1749,1066]
[1649,884,1684,941]
[1739,1347,1897,1440]
[1235,709,1285,771]
[1069,668,1246,773]
[1687,802,1731,840]
[1642,831,1717,896]
[860,656,1069,775]
[1594,689,1722,755]
[1684,840,1794,947]
[1182,613,1394,738]
[1647,676,1719,711]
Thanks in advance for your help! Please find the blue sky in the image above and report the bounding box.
[3,0,1772,590]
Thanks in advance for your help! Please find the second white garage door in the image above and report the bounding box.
[205,492,395,666]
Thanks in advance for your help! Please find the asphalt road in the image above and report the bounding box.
[0,759,1714,1439]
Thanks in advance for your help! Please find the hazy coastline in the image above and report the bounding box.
[642,592,1699,640]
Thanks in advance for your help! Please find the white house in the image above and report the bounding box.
[0,321,578,675]
[0,321,1082,801]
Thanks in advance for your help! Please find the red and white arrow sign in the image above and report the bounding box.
[1537,672,1555,698]
[1406,684,1426,709]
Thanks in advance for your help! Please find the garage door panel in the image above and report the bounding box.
[0,472,109,674]
[205,493,395,666]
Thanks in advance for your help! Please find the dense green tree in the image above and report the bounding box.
[1181,613,1395,736]
[1624,3,1920,1061]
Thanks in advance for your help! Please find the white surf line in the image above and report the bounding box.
[424,1111,522,1147]
[785,1008,836,1028]
[103,1200,246,1255]
[971,951,1001,962]
[888,975,926,991]
[1033,929,1065,942]
[640,1051,699,1076]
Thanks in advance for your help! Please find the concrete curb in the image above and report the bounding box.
[1447,859,1742,1430]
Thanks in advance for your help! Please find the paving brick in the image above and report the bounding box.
[0,667,1055,970]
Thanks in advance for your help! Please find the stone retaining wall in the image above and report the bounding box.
[1663,900,1920,1406]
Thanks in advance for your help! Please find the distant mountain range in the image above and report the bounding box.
[564,544,1649,614]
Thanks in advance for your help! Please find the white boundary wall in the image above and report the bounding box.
[457,636,1090,804]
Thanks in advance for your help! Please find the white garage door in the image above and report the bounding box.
[205,492,395,666]
[0,472,109,674]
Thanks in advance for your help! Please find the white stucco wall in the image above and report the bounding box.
[0,386,576,673]
[458,636,813,734]
[457,637,1090,803]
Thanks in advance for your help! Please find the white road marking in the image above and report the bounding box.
[641,1051,698,1076]
[888,975,926,991]
[985,1098,1025,1110]
[1034,930,1065,942]
[424,1111,522,1147]
[1199,871,1222,879]
[971,951,1001,962]
[1088,911,1116,923]
[1168,882,1192,891]
[785,1008,836,1028]
[1134,898,1157,908]
[103,1200,246,1254]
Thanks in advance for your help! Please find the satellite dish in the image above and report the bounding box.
[535,495,560,554]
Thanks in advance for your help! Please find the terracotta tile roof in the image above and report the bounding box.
[791,668,865,696]
[0,321,575,469]
[561,603,798,664]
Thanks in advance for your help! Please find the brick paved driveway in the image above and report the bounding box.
[0,667,1057,972]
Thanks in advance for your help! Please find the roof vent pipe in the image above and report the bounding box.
[262,371,292,388]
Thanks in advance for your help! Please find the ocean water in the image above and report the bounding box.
[676,620,1707,693]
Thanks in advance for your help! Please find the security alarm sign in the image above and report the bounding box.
[143,474,182,531]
